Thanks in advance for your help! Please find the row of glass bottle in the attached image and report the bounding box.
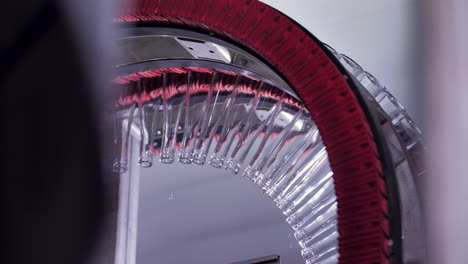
[112,71,339,264]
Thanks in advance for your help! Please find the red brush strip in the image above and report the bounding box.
[115,1,390,263]
[113,69,303,109]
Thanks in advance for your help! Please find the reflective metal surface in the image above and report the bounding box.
[112,27,298,100]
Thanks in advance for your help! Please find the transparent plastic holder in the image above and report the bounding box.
[339,54,364,79]
[322,43,340,59]
[394,113,423,150]
[358,71,386,101]
[378,92,406,124]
